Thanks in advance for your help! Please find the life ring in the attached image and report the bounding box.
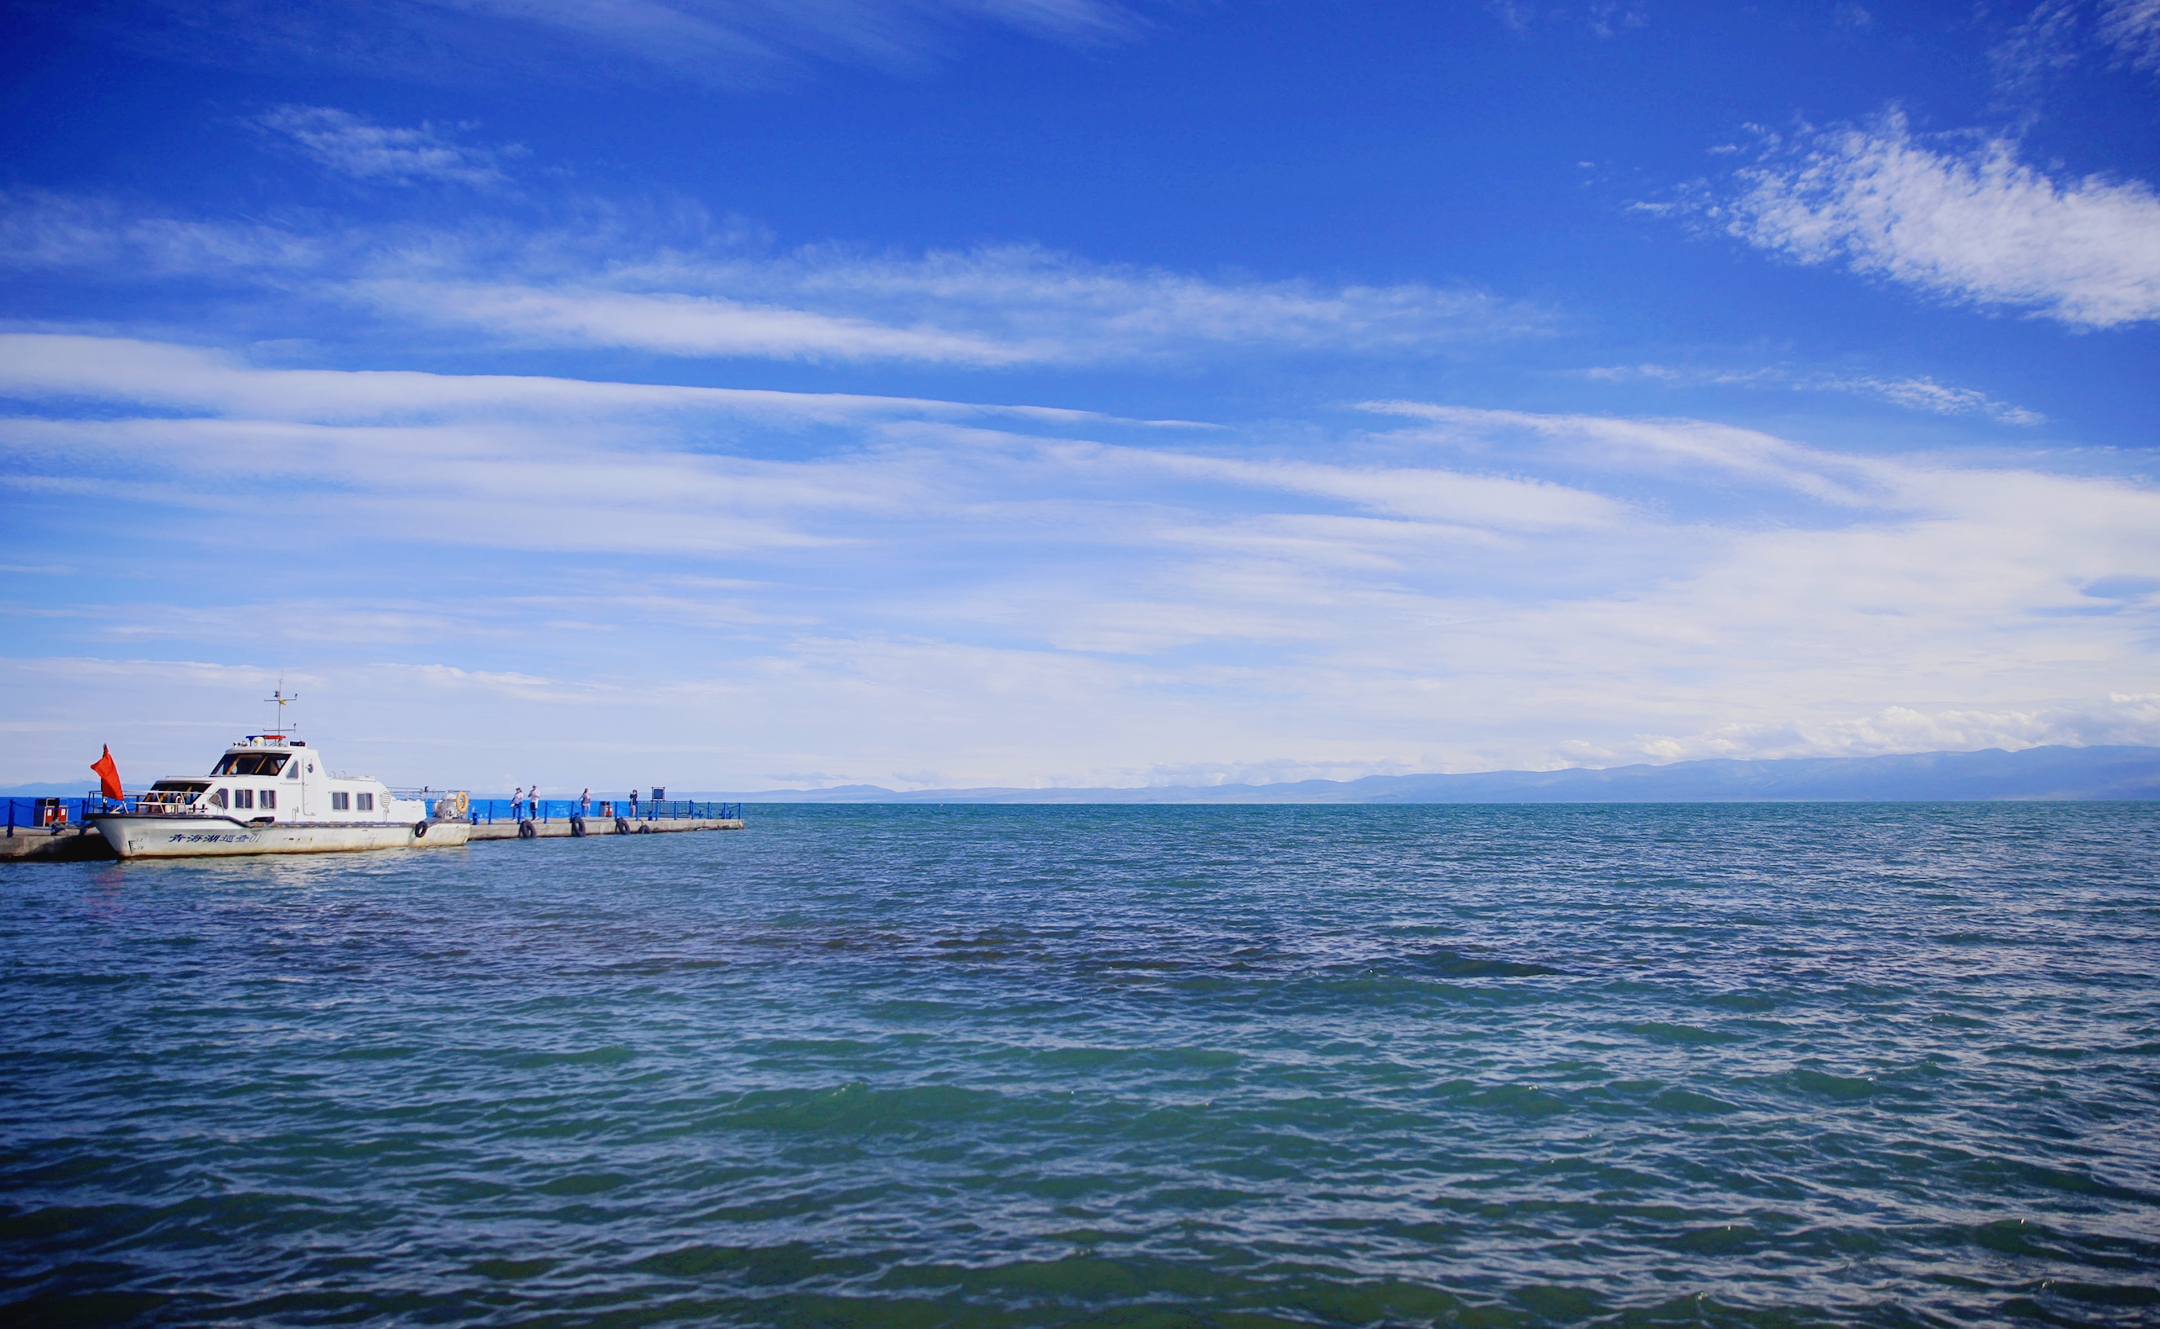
[614,816,629,835]
[413,820,429,839]
[517,819,537,839]
[570,815,586,837]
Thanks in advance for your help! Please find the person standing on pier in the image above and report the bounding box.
[511,787,525,819]
[579,788,590,817]
[629,788,639,817]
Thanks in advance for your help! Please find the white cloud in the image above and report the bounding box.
[1631,695,2160,763]
[4,340,2156,787]
[1712,110,2160,327]
[256,105,516,188]
[0,337,1625,557]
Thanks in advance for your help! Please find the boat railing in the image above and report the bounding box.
[463,798,743,825]
[386,789,469,819]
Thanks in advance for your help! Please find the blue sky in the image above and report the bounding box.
[2,0,2157,793]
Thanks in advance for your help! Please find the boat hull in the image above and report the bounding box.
[91,815,471,859]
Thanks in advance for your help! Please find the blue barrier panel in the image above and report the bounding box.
[4,796,101,834]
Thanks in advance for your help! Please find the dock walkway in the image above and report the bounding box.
[0,825,114,861]
[470,815,744,840]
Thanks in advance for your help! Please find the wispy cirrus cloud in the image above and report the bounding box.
[1580,362,2045,425]
[2099,0,2160,66]
[1360,399,1902,508]
[118,0,1137,85]
[354,247,1538,365]
[0,193,1545,366]
[255,105,519,188]
[438,0,1139,63]
[0,333,1148,427]
[1843,373,2046,422]
[1486,2,1647,39]
[0,190,328,274]
[1996,0,2160,85]
[1688,110,2160,327]
[359,280,1040,364]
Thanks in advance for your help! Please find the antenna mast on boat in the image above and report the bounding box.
[265,682,299,739]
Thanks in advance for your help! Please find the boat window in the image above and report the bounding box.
[286,763,300,779]
[356,792,375,812]
[260,789,276,810]
[331,792,350,811]
[151,781,208,792]
[234,789,254,809]
[214,753,289,776]
[211,788,228,808]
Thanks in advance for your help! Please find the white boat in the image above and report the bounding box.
[91,733,471,859]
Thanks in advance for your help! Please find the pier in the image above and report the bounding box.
[2,795,746,861]
[462,798,746,840]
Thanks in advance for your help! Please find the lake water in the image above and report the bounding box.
[3,804,2157,1326]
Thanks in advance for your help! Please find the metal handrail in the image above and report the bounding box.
[465,798,743,824]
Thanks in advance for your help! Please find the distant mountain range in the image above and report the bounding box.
[9,746,2156,805]
[715,745,2160,804]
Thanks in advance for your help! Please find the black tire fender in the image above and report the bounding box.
[413,820,428,839]
[517,819,537,839]
[570,815,586,837]
[637,823,652,834]
[615,816,629,835]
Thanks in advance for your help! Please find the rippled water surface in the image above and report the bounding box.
[4,803,2158,1326]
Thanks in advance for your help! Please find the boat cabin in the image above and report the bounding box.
[141,735,424,824]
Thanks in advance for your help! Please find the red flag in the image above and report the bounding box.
[91,745,123,800]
